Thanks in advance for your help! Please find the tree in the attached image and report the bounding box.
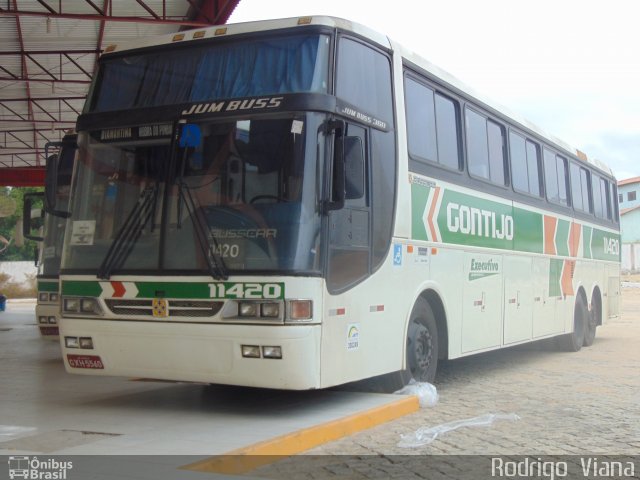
[0,186,44,261]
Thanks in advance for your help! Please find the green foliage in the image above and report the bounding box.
[0,186,44,261]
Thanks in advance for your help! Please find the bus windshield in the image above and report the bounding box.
[63,113,324,276]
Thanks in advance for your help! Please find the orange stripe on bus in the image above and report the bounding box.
[568,222,581,257]
[427,187,441,242]
[543,215,557,255]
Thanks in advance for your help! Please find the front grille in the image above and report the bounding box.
[105,299,223,318]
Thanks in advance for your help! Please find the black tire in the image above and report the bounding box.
[406,298,439,383]
[363,298,439,393]
[583,301,597,347]
[558,296,587,352]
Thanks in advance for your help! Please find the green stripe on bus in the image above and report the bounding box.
[38,280,59,292]
[436,189,514,250]
[62,280,102,297]
[135,282,211,299]
[583,226,593,259]
[590,228,621,261]
[410,182,620,260]
[512,206,543,254]
[549,259,563,297]
[555,219,570,257]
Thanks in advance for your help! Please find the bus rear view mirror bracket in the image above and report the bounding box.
[44,149,71,218]
[324,121,364,212]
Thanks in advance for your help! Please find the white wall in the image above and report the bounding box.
[622,243,640,273]
[0,261,37,284]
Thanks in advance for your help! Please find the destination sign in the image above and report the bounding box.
[96,124,173,142]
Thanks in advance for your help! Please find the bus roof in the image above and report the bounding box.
[100,15,613,178]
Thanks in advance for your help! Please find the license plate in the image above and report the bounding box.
[67,354,104,369]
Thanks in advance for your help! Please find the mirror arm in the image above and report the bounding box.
[322,119,346,213]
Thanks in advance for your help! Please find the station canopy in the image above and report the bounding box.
[0,0,240,186]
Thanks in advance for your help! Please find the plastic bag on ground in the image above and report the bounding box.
[394,379,439,407]
[0,425,36,438]
[398,413,520,447]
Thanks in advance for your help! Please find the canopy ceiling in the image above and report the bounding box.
[0,0,240,186]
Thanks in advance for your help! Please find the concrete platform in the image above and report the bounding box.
[0,301,418,479]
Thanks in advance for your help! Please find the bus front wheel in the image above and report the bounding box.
[406,298,439,384]
[365,297,439,393]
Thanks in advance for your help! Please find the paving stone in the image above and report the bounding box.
[254,287,640,478]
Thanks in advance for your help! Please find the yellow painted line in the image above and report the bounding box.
[182,395,419,475]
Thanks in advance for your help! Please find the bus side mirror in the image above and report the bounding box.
[23,192,44,242]
[343,136,365,200]
[326,134,365,212]
[44,153,58,214]
[44,153,71,218]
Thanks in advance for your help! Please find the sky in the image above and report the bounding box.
[229,0,640,181]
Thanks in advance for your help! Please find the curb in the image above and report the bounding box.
[182,395,419,475]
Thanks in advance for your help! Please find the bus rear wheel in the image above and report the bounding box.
[583,302,598,347]
[558,296,587,352]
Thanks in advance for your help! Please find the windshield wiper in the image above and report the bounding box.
[177,181,228,281]
[97,184,159,279]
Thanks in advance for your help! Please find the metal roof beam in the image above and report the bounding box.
[11,0,38,164]
[0,167,46,186]
[0,7,213,27]
[1,96,85,102]
[0,77,91,84]
[0,50,99,55]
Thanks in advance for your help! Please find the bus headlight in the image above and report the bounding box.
[63,297,102,316]
[238,302,259,317]
[81,298,101,314]
[262,346,282,359]
[241,345,261,358]
[260,303,280,318]
[63,298,80,313]
[65,336,94,349]
[39,292,50,302]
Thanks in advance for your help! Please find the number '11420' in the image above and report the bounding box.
[208,282,284,299]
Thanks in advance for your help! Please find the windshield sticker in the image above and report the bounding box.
[69,220,96,246]
[179,124,202,147]
[291,120,303,135]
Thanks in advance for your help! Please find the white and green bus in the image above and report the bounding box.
[24,133,77,339]
[54,16,620,390]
